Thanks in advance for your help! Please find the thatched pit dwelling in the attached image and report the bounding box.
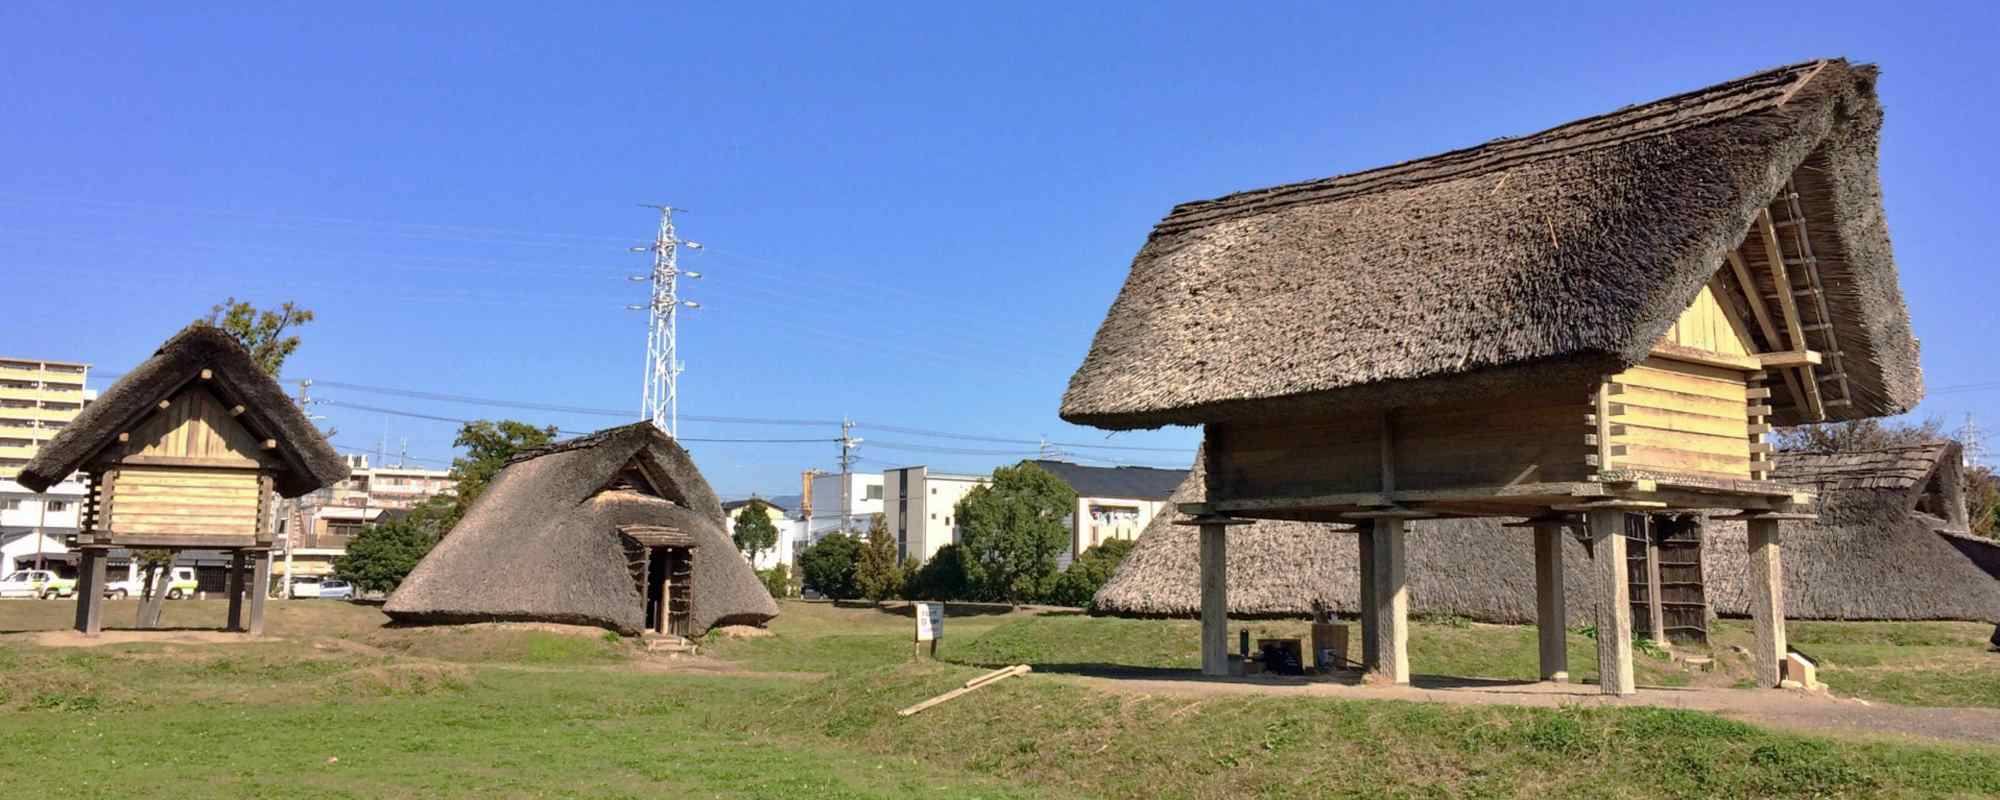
[16,323,349,636]
[385,422,777,637]
[1061,59,1924,694]
[1708,442,2000,624]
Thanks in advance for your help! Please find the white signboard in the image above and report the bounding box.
[914,601,944,642]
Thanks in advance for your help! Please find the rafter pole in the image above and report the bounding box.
[1726,248,1807,416]
[1757,209,1825,421]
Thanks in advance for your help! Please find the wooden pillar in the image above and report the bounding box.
[225,549,247,633]
[1357,526,1378,671]
[1746,518,1787,688]
[1368,519,1409,684]
[73,548,103,635]
[1642,522,1667,643]
[1588,510,1635,695]
[1199,522,1229,677]
[248,549,271,636]
[1533,523,1569,683]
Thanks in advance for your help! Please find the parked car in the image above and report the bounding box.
[287,575,322,599]
[0,569,77,599]
[103,567,199,599]
[317,578,354,600]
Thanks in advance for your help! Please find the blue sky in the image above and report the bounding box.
[4,3,1995,498]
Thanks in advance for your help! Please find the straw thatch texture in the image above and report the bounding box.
[16,323,347,497]
[1092,457,1602,623]
[1705,444,2000,623]
[1062,59,1920,430]
[385,422,777,635]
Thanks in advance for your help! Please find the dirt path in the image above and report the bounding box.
[1055,670,2000,748]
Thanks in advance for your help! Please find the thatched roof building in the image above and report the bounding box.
[1061,58,1918,432]
[385,422,777,636]
[1707,443,2000,623]
[15,323,347,497]
[1091,453,1600,624]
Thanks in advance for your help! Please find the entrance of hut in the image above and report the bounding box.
[643,546,693,637]
[1623,514,1708,645]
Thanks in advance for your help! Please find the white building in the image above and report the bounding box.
[1,476,85,572]
[881,466,991,565]
[723,498,804,571]
[1027,460,1187,563]
[803,470,884,538]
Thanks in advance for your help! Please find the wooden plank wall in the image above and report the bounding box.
[126,388,274,467]
[1606,357,1753,479]
[107,466,262,537]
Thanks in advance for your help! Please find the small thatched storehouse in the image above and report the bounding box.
[1708,443,2000,623]
[1062,59,1927,692]
[385,422,777,637]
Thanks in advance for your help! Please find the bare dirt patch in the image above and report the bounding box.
[11,629,280,648]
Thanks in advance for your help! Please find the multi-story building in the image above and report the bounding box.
[0,356,91,478]
[0,356,93,574]
[279,454,456,583]
[723,497,804,571]
[802,470,884,538]
[1027,460,1186,563]
[881,466,990,565]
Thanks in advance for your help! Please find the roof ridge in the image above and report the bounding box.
[1153,59,1830,236]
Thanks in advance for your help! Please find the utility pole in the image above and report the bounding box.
[283,379,313,599]
[838,419,862,532]
[630,205,702,437]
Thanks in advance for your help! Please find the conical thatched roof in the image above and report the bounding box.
[1705,443,2000,623]
[385,422,777,636]
[1062,59,1920,430]
[17,323,347,497]
[1091,454,1602,623]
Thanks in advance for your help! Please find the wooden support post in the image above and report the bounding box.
[1357,527,1379,671]
[1643,526,1667,643]
[1368,519,1409,685]
[1588,509,1635,695]
[1533,523,1569,683]
[225,550,247,632]
[73,548,103,635]
[248,550,272,636]
[1199,521,1229,677]
[1746,518,1788,687]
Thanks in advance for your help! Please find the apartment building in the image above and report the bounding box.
[802,470,884,538]
[0,356,91,479]
[881,466,990,565]
[280,454,456,582]
[1026,460,1187,562]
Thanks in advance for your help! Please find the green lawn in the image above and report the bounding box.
[4,599,1999,798]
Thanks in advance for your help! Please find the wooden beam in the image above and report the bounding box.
[1727,248,1808,417]
[228,404,246,417]
[1746,518,1788,687]
[1358,528,1378,671]
[1757,350,1822,369]
[199,368,214,380]
[1379,411,1397,494]
[1643,528,1666,643]
[157,399,172,410]
[1758,209,1825,421]
[225,549,247,632]
[248,550,271,636]
[1594,383,1614,474]
[1589,509,1636,695]
[117,432,130,443]
[1533,522,1569,683]
[897,665,1030,716]
[260,439,279,450]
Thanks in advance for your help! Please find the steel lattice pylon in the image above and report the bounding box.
[639,205,690,437]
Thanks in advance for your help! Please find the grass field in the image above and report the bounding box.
[3,598,1998,798]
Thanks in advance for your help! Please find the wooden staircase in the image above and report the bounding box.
[643,633,698,656]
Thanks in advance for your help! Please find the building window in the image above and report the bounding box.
[46,501,68,512]
[1,499,19,510]
[930,488,937,495]
[865,484,883,500]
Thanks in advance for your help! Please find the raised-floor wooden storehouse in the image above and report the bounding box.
[1061,60,1923,694]
[384,422,778,638]
[15,324,349,636]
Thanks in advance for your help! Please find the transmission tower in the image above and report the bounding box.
[629,205,702,436]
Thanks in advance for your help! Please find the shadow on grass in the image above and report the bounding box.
[829,600,1062,620]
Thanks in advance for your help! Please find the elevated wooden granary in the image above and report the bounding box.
[16,324,348,636]
[1062,60,1923,694]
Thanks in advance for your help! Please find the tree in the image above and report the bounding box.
[1773,417,1945,453]
[855,515,905,601]
[201,298,315,376]
[954,462,1077,603]
[905,543,970,600]
[732,499,780,563]
[1046,537,1137,608]
[446,419,558,525]
[1968,465,1999,539]
[336,496,455,594]
[797,532,863,600]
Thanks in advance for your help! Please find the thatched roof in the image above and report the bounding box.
[384,422,777,635]
[16,323,346,497]
[1091,453,1602,623]
[1706,443,2000,623]
[1062,59,1920,430]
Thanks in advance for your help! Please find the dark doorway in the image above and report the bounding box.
[644,547,694,637]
